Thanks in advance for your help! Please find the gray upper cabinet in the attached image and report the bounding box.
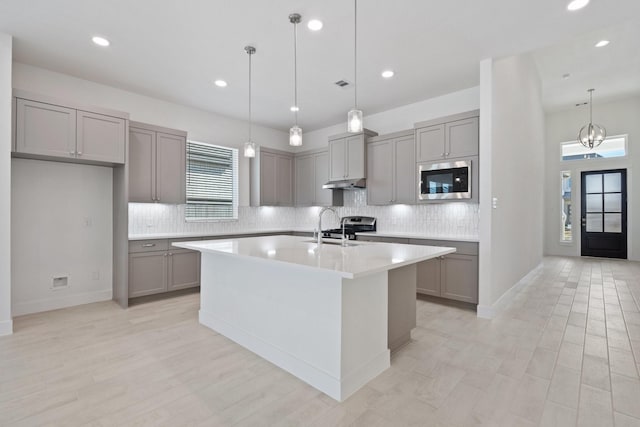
[128,122,187,204]
[367,131,416,205]
[16,99,76,158]
[14,95,127,165]
[415,111,479,162]
[76,110,126,164]
[294,150,343,207]
[251,147,294,206]
[328,130,377,181]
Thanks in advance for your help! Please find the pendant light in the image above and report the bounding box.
[243,45,257,158]
[347,0,363,133]
[289,13,302,147]
[578,88,606,150]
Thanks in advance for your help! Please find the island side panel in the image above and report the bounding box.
[388,263,418,352]
[198,252,345,399]
[340,271,390,400]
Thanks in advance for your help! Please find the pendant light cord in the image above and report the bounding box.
[354,0,358,110]
[589,89,593,124]
[294,20,298,126]
[248,50,252,142]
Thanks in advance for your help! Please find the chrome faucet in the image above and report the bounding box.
[317,207,340,245]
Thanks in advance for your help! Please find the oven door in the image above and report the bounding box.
[418,160,472,200]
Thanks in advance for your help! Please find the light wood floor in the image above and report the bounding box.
[2,256,640,426]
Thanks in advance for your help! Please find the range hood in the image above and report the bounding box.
[322,178,366,190]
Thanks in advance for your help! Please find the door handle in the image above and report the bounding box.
[582,217,586,227]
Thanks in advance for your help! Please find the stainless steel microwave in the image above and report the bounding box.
[418,160,472,200]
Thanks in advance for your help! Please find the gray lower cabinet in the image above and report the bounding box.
[251,147,294,206]
[128,239,200,298]
[129,122,187,204]
[410,238,478,304]
[367,130,416,205]
[14,97,126,164]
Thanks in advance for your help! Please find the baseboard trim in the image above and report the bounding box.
[0,319,13,336]
[476,262,544,319]
[199,309,389,402]
[12,289,113,316]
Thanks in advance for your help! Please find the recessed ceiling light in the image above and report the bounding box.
[290,106,299,112]
[567,0,589,11]
[562,73,571,80]
[307,19,323,31]
[214,80,228,88]
[381,70,395,79]
[91,36,110,47]
[595,40,610,47]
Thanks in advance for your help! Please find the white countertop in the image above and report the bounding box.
[130,229,478,243]
[173,235,455,279]
[356,231,479,243]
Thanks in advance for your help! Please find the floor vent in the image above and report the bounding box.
[51,276,69,290]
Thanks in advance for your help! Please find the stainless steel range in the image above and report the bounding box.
[322,216,377,241]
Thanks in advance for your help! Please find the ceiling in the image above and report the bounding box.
[1,0,639,131]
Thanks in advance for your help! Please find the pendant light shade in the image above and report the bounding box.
[578,89,606,150]
[289,13,303,147]
[244,45,256,158]
[347,0,363,133]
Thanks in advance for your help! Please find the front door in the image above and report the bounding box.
[581,169,627,259]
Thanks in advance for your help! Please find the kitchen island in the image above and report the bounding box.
[173,235,454,401]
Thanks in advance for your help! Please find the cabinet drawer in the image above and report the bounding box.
[357,235,409,244]
[409,239,478,256]
[129,239,169,253]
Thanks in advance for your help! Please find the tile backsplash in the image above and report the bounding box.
[129,190,479,238]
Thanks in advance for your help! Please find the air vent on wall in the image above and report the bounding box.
[334,79,352,89]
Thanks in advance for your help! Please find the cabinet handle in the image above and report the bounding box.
[77,151,83,156]
[69,151,76,156]
[164,253,168,257]
[142,243,156,247]
[445,152,450,157]
[441,153,445,157]
[168,253,173,256]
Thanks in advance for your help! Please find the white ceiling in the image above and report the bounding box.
[1,0,639,131]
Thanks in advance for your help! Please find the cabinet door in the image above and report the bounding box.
[329,138,346,180]
[167,249,200,291]
[129,252,167,297]
[416,258,441,297]
[346,134,365,180]
[76,111,125,164]
[416,124,445,162]
[295,155,315,206]
[393,135,416,204]
[446,117,478,159]
[156,132,186,204]
[16,99,76,158]
[367,140,393,205]
[314,152,333,206]
[129,127,156,203]
[441,254,478,303]
[276,155,293,206]
[260,151,278,205]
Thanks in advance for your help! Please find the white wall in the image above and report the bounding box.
[478,54,545,316]
[545,95,640,261]
[11,160,113,315]
[0,33,12,335]
[299,87,480,151]
[12,62,291,207]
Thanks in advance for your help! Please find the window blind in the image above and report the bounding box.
[186,141,238,220]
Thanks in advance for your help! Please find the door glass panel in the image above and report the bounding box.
[586,194,602,213]
[604,173,621,193]
[561,171,572,242]
[604,194,622,213]
[586,214,603,232]
[586,174,602,193]
[604,214,622,233]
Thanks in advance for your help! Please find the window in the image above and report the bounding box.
[561,171,572,242]
[561,135,627,161]
[186,141,238,221]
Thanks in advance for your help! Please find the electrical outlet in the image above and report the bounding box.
[51,275,69,290]
[84,217,92,227]
[92,271,100,280]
